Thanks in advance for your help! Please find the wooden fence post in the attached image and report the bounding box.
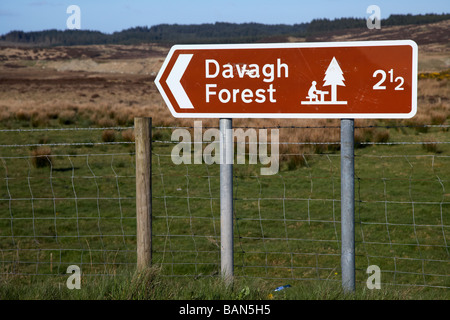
[135,117,152,270]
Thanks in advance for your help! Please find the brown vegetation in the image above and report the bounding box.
[101,130,116,142]
[31,146,52,168]
[0,22,448,154]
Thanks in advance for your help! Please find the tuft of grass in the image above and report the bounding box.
[31,146,53,168]
[15,109,32,121]
[430,109,447,125]
[115,110,133,126]
[58,110,77,125]
[31,113,49,127]
[422,138,441,153]
[354,128,374,148]
[374,129,390,143]
[281,153,309,171]
[101,130,116,142]
[121,129,135,142]
[97,116,117,127]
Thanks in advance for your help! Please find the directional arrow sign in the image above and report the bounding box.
[155,40,417,119]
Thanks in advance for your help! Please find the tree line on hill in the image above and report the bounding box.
[1,13,449,46]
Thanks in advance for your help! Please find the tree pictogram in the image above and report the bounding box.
[323,56,345,102]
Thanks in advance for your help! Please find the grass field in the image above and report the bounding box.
[0,86,449,299]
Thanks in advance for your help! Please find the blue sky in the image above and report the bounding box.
[0,0,448,35]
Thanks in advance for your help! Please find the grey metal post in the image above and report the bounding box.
[220,118,233,284]
[341,119,355,292]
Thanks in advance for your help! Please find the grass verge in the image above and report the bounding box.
[1,267,448,300]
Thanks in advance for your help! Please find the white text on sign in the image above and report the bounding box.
[205,59,289,104]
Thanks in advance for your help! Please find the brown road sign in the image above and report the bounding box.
[155,40,417,119]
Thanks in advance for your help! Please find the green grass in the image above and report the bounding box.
[0,267,268,300]
[1,267,448,300]
[0,114,449,299]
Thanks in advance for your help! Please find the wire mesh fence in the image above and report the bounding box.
[0,127,137,277]
[0,123,448,290]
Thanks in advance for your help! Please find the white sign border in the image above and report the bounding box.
[155,40,418,119]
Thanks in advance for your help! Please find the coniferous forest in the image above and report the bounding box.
[0,13,449,46]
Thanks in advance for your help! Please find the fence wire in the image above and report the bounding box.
[0,127,136,277]
[0,124,448,290]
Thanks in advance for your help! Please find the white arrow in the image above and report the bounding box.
[166,54,194,109]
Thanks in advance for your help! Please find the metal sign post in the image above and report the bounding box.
[340,119,355,292]
[220,118,234,283]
